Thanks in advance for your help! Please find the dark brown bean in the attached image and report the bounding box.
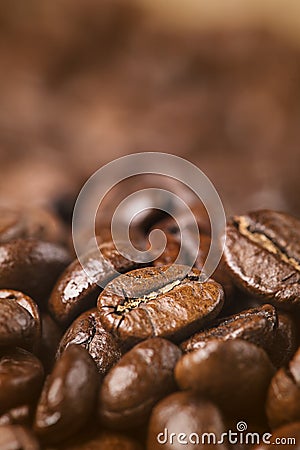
[37,314,63,373]
[266,347,300,429]
[0,239,71,308]
[98,264,224,349]
[62,430,143,450]
[0,348,44,415]
[180,304,277,356]
[175,339,275,419]
[34,345,99,444]
[0,405,32,427]
[49,241,146,327]
[0,290,41,351]
[98,338,181,430]
[147,391,227,450]
[57,308,121,377]
[0,425,40,450]
[224,210,300,309]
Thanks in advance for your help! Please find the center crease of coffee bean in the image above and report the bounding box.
[234,216,300,272]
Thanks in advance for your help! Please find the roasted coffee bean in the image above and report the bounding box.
[224,210,300,308]
[0,348,44,415]
[0,206,66,245]
[98,338,181,429]
[37,314,63,373]
[34,345,99,443]
[175,339,275,419]
[0,239,71,307]
[0,425,40,450]
[0,405,32,427]
[0,290,40,351]
[147,391,227,450]
[49,241,146,326]
[266,347,300,428]
[254,422,300,449]
[180,304,277,359]
[98,265,224,349]
[57,308,121,376]
[62,431,144,450]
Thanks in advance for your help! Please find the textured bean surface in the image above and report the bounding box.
[57,308,121,376]
[224,210,300,308]
[98,265,224,348]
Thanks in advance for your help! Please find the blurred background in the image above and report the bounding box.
[0,0,300,218]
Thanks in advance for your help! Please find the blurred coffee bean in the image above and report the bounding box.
[0,290,41,351]
[0,425,40,450]
[0,239,71,308]
[57,308,121,376]
[0,348,44,415]
[0,206,67,245]
[147,391,227,450]
[175,339,275,419]
[98,265,224,349]
[266,347,300,429]
[34,345,98,443]
[98,338,181,429]
[49,241,146,326]
[224,210,300,309]
[37,314,63,373]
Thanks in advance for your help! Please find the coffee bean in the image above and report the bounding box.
[49,241,146,326]
[0,290,40,351]
[98,338,181,429]
[0,239,71,307]
[180,304,277,358]
[0,348,44,415]
[224,210,300,308]
[98,265,224,349]
[266,347,300,429]
[62,431,144,450]
[34,345,99,443]
[0,425,40,450]
[0,206,67,245]
[57,308,121,376]
[175,339,275,419]
[147,391,227,450]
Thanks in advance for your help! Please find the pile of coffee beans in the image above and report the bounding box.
[0,205,300,449]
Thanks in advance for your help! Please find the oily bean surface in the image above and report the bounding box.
[266,347,300,428]
[0,348,44,415]
[49,242,147,326]
[147,391,227,450]
[98,264,224,349]
[57,308,121,376]
[0,239,71,307]
[98,338,181,429]
[224,210,300,308]
[37,314,63,373]
[175,339,275,419]
[34,345,98,443]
